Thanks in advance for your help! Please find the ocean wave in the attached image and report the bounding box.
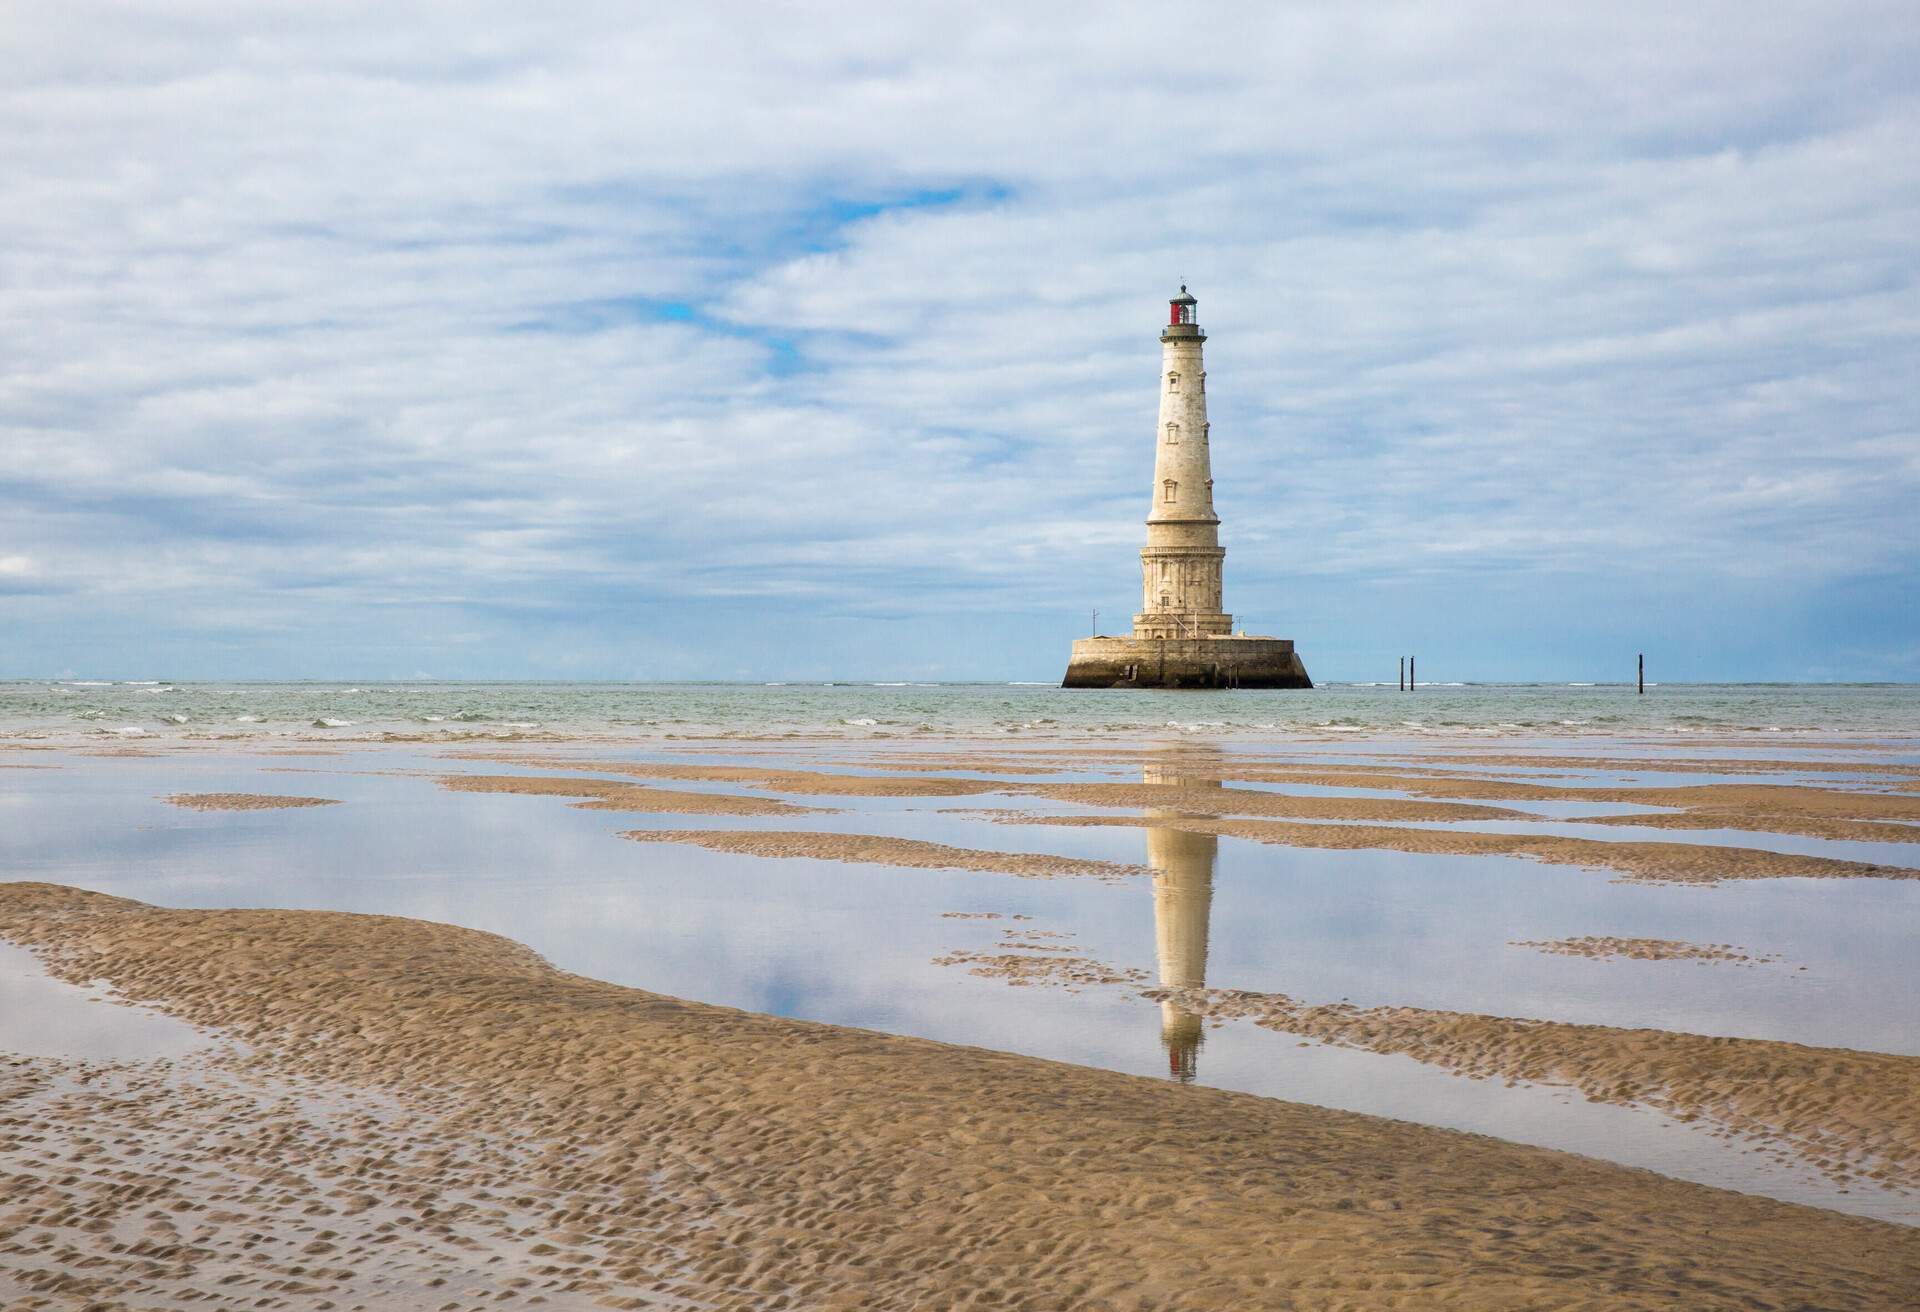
[5,682,1913,744]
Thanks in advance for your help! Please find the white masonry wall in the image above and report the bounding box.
[1136,323,1230,637]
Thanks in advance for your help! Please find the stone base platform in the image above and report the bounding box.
[1061,636,1312,690]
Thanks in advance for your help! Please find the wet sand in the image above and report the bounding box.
[163,792,343,811]
[1141,983,1920,1196]
[619,828,1148,881]
[438,771,826,816]
[1179,769,1920,842]
[932,933,1152,990]
[1025,780,1526,823]
[1512,936,1781,964]
[1390,752,1920,778]
[2,882,1915,1310]
[977,810,1914,883]
[465,751,1920,847]
[1579,808,1920,845]
[454,754,1010,797]
[5,737,1918,1304]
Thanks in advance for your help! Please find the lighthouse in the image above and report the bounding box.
[1062,288,1312,689]
[1138,287,1231,640]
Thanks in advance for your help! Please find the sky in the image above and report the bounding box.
[2,2,1916,682]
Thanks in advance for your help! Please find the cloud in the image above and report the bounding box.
[1,2,1916,678]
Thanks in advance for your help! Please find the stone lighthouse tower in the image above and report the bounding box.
[1137,287,1232,640]
[1061,288,1311,689]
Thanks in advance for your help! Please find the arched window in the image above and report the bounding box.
[1165,422,1180,445]
[1198,372,1206,393]
[1162,479,1178,503]
[1167,372,1180,392]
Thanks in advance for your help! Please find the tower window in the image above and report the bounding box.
[1202,423,1210,442]
[1165,422,1180,445]
[1167,372,1180,392]
[1162,479,1178,503]
[1198,372,1206,393]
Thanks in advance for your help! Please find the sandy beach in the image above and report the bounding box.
[2,880,1916,1310]
[3,731,1918,1308]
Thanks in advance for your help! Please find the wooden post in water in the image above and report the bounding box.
[1410,656,1415,690]
[1638,652,1644,695]
[1399,656,1404,691]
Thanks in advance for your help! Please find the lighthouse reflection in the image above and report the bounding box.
[1143,754,1222,1083]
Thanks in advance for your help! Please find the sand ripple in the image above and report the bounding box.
[1149,984,1920,1196]
[2,883,1914,1309]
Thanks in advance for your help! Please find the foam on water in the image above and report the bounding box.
[0,680,1915,744]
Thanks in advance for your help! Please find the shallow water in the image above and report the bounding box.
[1,740,1916,1224]
[0,942,214,1062]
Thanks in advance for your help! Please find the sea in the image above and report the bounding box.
[3,679,1918,743]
